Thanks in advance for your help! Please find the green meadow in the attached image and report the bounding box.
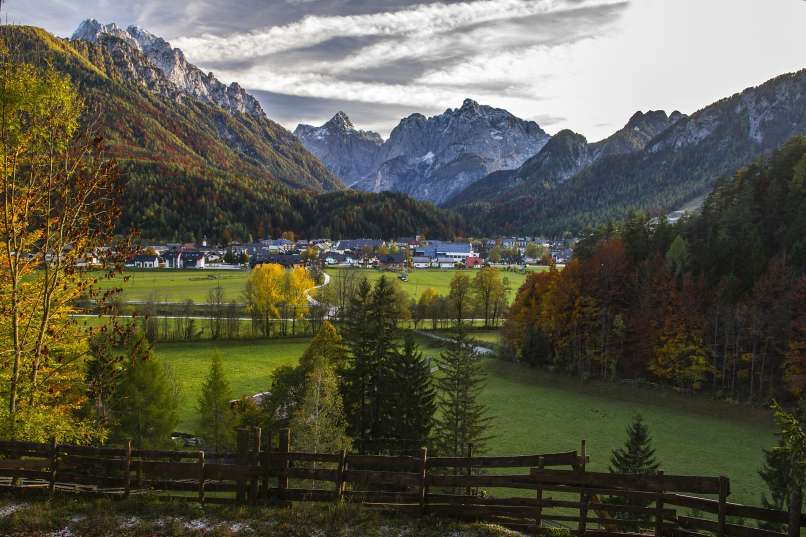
[94,267,542,303]
[157,332,775,506]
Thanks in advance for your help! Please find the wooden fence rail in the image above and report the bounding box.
[0,429,801,537]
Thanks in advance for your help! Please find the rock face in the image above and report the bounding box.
[590,110,684,158]
[294,112,384,183]
[72,19,263,118]
[68,19,342,193]
[296,99,549,204]
[448,110,683,207]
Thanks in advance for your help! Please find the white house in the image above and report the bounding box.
[133,254,160,269]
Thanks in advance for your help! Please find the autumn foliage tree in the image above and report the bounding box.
[504,136,806,400]
[0,45,125,441]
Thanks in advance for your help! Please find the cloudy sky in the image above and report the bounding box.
[6,0,806,139]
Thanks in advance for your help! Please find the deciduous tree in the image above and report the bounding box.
[0,48,125,442]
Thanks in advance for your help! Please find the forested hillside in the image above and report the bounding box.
[2,26,463,241]
[451,70,806,235]
[123,164,465,241]
[504,136,806,402]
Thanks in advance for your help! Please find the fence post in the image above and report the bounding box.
[279,428,290,501]
[579,439,587,471]
[655,470,664,537]
[48,437,57,495]
[465,443,473,497]
[419,447,428,514]
[249,427,261,505]
[236,428,250,504]
[579,492,590,537]
[718,476,729,537]
[789,486,803,537]
[335,448,347,503]
[261,428,271,501]
[577,440,588,536]
[196,450,205,504]
[123,440,132,498]
[536,456,545,529]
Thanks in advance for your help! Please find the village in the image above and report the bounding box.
[129,236,576,271]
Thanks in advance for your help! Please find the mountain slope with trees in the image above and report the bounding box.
[450,70,806,235]
[503,135,806,402]
[1,25,464,241]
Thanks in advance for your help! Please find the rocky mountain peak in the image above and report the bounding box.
[325,111,355,132]
[458,98,481,113]
[625,110,676,132]
[73,19,136,48]
[71,20,264,119]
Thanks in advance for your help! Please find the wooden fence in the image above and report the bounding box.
[0,429,802,537]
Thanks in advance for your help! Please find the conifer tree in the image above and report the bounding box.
[341,278,375,444]
[111,337,179,449]
[290,359,352,456]
[342,277,402,451]
[368,276,401,444]
[758,401,805,526]
[608,415,660,527]
[609,415,660,474]
[434,332,492,456]
[267,321,349,425]
[197,355,237,452]
[390,334,436,451]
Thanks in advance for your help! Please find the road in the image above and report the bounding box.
[414,330,494,356]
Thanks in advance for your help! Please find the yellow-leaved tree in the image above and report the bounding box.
[0,46,124,442]
[284,266,313,335]
[245,263,285,336]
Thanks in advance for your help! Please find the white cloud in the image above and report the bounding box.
[172,0,619,62]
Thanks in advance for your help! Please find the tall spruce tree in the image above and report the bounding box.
[608,415,661,528]
[342,277,403,451]
[434,332,492,456]
[368,276,400,445]
[197,355,237,452]
[341,278,375,445]
[111,336,179,449]
[391,334,436,451]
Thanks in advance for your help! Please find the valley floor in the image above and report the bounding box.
[158,331,775,506]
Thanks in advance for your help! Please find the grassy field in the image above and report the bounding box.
[94,267,542,303]
[329,267,539,301]
[156,338,312,430]
[410,334,774,505]
[96,270,248,303]
[157,333,776,505]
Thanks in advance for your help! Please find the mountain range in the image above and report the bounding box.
[0,22,463,241]
[8,20,806,239]
[295,99,549,204]
[447,68,806,234]
[299,70,806,235]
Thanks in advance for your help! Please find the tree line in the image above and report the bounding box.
[503,136,806,403]
[320,267,513,329]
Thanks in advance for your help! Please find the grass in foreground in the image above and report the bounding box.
[0,495,530,537]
